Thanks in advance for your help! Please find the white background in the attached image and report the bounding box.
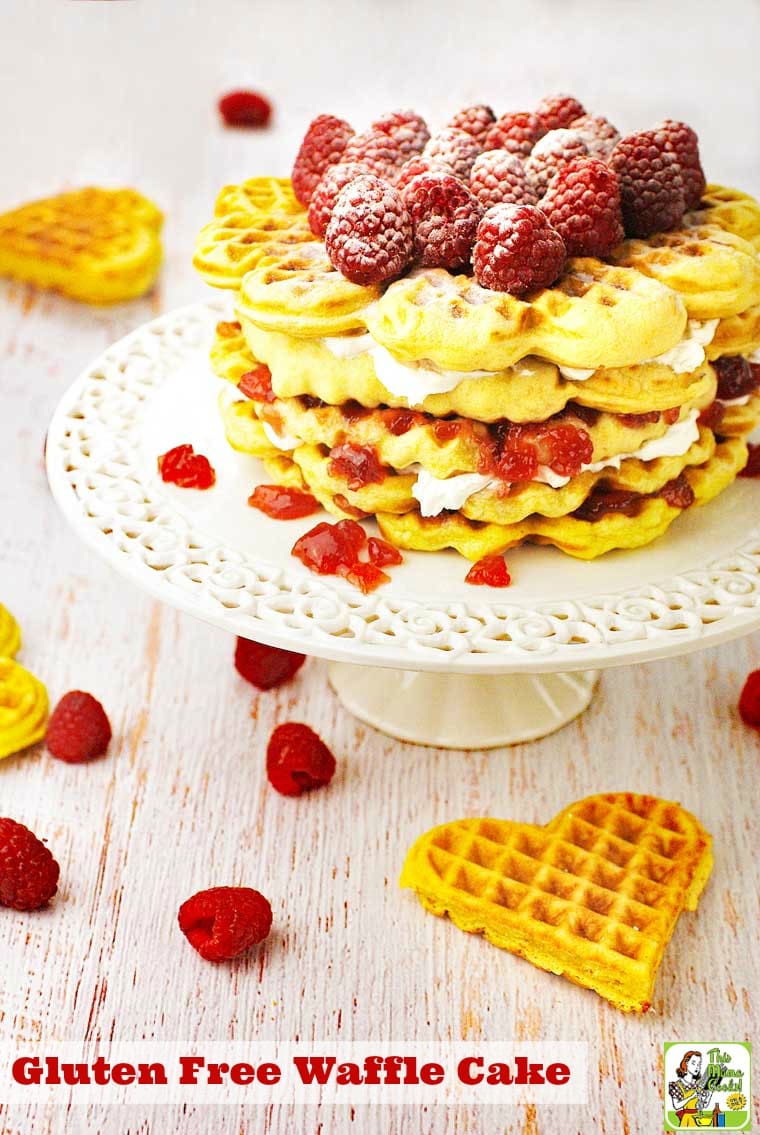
[0,2,759,1133]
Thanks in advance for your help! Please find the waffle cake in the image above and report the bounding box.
[400,794,713,1012]
[195,100,760,581]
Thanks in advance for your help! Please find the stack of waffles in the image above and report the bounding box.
[194,117,760,564]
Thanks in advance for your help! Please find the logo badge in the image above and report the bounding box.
[664,1043,751,1130]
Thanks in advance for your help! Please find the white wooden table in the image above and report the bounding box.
[1,2,758,1132]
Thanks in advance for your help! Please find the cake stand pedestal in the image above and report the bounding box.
[45,305,760,751]
[327,666,599,748]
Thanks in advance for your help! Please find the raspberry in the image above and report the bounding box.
[307,162,369,237]
[655,119,706,210]
[396,156,454,193]
[739,669,760,728]
[570,114,620,159]
[609,130,686,237]
[234,637,306,690]
[540,157,624,257]
[525,129,589,196]
[325,175,413,285]
[46,691,112,764]
[469,151,538,211]
[423,128,482,181]
[465,555,512,587]
[484,111,546,158]
[291,114,354,206]
[266,722,336,796]
[535,94,587,131]
[157,444,216,489]
[372,108,430,154]
[403,172,482,271]
[715,356,758,401]
[342,129,417,185]
[239,364,275,403]
[447,104,496,147]
[218,90,272,128]
[473,203,566,295]
[178,886,272,962]
[740,443,760,478]
[0,818,60,911]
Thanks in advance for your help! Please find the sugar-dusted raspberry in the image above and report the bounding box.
[403,172,482,271]
[570,114,620,159]
[46,691,112,764]
[325,175,413,285]
[535,93,587,132]
[266,722,337,796]
[218,90,272,128]
[525,129,589,196]
[372,108,430,154]
[469,150,538,211]
[396,155,454,193]
[473,203,566,295]
[540,157,624,257]
[234,637,306,690]
[609,130,686,237]
[423,128,482,180]
[178,886,272,962]
[157,444,216,489]
[342,126,420,184]
[308,162,370,237]
[484,111,547,158]
[0,818,60,911]
[447,104,496,147]
[739,669,760,728]
[715,356,759,401]
[740,443,760,478]
[465,555,512,587]
[238,364,275,403]
[292,114,354,206]
[655,119,706,210]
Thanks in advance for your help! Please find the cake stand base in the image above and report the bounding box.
[327,664,600,749]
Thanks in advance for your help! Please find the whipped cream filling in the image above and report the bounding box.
[411,411,701,517]
[643,318,720,373]
[321,332,374,359]
[262,421,299,451]
[719,395,751,407]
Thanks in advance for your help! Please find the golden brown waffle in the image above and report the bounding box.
[0,187,162,304]
[689,184,760,249]
[719,390,760,437]
[400,794,713,1012]
[237,240,382,336]
[376,438,747,559]
[610,224,760,320]
[267,428,715,528]
[213,176,303,220]
[707,304,760,359]
[193,211,315,289]
[227,319,715,422]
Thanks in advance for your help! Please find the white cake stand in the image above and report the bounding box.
[45,304,760,748]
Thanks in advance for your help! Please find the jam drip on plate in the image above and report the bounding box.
[248,484,321,519]
[291,518,402,593]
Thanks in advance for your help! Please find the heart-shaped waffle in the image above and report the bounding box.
[401,793,713,1011]
[0,187,162,304]
[0,657,49,760]
[193,210,316,290]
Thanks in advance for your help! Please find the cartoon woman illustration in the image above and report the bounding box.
[668,1050,723,1127]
